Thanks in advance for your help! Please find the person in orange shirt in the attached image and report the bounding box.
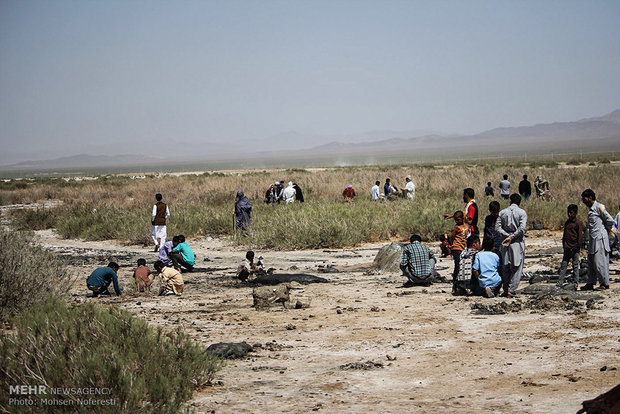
[449,211,470,295]
[342,184,356,202]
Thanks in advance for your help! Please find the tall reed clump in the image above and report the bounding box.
[0,229,72,322]
[0,296,225,413]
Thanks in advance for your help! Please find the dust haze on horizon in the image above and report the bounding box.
[1,0,619,165]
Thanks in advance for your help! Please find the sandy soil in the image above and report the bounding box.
[35,229,620,414]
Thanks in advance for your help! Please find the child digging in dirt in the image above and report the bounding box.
[236,251,264,282]
[154,260,184,296]
[133,258,153,293]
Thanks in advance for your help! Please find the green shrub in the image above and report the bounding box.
[0,229,72,322]
[0,296,224,413]
[10,208,59,230]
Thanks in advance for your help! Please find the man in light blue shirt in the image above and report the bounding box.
[472,239,502,298]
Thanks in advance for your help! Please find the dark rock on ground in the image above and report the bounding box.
[374,242,405,273]
[251,273,329,285]
[577,383,620,414]
[471,301,523,315]
[253,285,290,309]
[517,284,604,301]
[340,361,384,370]
[206,342,253,359]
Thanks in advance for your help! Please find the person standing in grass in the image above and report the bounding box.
[499,175,510,200]
[519,174,532,202]
[448,211,469,295]
[403,177,416,200]
[556,204,584,287]
[580,189,615,291]
[154,260,184,296]
[235,190,252,231]
[151,193,170,252]
[485,182,494,197]
[495,193,527,297]
[86,262,122,297]
[171,235,195,272]
[293,182,304,202]
[371,181,380,200]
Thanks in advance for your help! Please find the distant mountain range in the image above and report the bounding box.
[2,110,619,172]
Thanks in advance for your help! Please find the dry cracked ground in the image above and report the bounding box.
[34,228,620,414]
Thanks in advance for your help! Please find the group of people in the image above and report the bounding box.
[485,174,551,201]
[400,186,615,298]
[264,181,304,204]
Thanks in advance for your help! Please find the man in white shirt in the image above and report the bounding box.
[151,193,170,252]
[370,181,380,200]
[282,181,296,204]
[404,177,416,200]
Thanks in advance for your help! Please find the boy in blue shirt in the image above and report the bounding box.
[86,262,122,297]
[171,235,195,272]
[472,239,502,298]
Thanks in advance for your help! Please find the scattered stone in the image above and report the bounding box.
[518,284,605,301]
[285,323,296,330]
[526,295,584,312]
[253,285,290,309]
[386,355,397,361]
[471,301,523,315]
[370,307,380,312]
[317,265,340,273]
[206,342,253,359]
[340,361,384,370]
[600,366,607,372]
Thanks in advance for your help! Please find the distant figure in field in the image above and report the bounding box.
[274,181,284,203]
[235,190,252,231]
[236,250,264,282]
[171,235,195,272]
[472,239,502,298]
[448,211,469,295]
[282,181,297,204]
[343,184,356,202]
[384,178,393,200]
[400,234,437,286]
[403,177,416,200]
[484,182,494,197]
[495,193,527,297]
[86,262,122,297]
[556,204,584,287]
[483,201,502,252]
[581,189,614,291]
[371,181,381,201]
[151,193,170,252]
[499,175,511,200]
[133,258,153,293]
[293,182,304,203]
[154,260,184,296]
[519,174,532,202]
[264,183,276,204]
[534,176,550,198]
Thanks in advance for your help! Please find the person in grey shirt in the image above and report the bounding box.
[499,174,511,200]
[581,189,615,290]
[495,193,527,296]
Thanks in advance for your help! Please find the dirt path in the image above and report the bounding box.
[35,229,620,414]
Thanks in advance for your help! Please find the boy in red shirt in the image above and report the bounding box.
[133,258,153,292]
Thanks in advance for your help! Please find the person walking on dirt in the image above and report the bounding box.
[581,189,615,291]
[151,193,170,252]
[495,194,527,297]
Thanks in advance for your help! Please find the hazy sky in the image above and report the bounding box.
[1,0,619,163]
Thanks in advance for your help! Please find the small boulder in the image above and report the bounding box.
[206,342,253,359]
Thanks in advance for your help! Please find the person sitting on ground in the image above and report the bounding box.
[439,233,452,258]
[403,177,416,200]
[236,250,264,282]
[449,211,470,295]
[154,260,184,296]
[133,258,153,293]
[534,176,550,197]
[484,182,494,197]
[343,184,356,202]
[86,262,122,297]
[400,234,437,287]
[371,180,380,201]
[171,235,195,272]
[456,235,480,295]
[472,239,502,298]
[556,204,584,287]
[384,178,392,200]
[483,201,501,252]
[282,181,296,204]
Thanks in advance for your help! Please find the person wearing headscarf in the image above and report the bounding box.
[293,182,304,202]
[343,184,356,202]
[282,182,296,204]
[235,190,253,231]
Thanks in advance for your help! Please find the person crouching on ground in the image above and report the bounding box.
[86,262,122,297]
[472,239,502,298]
[133,258,153,293]
[343,184,356,202]
[556,204,584,288]
[236,250,264,282]
[154,260,184,296]
[171,235,195,272]
[400,234,437,287]
[455,235,480,295]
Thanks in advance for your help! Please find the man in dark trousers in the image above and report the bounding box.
[86,262,122,297]
[518,175,532,202]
